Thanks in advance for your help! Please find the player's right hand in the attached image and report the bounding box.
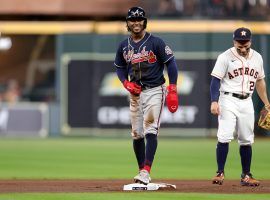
[210,102,220,115]
[123,80,141,95]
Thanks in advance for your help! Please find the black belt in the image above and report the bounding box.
[141,85,159,91]
[141,86,152,90]
[224,92,250,100]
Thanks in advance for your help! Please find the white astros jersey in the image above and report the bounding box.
[211,47,265,145]
[211,47,265,95]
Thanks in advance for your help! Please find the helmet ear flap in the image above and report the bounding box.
[143,19,147,29]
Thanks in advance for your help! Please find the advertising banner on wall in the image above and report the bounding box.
[64,59,216,131]
[0,103,49,137]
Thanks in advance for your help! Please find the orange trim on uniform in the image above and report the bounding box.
[230,48,244,63]
[247,50,254,92]
[230,48,245,95]
[211,73,222,80]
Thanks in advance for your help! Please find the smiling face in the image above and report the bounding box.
[126,18,145,35]
[233,40,251,58]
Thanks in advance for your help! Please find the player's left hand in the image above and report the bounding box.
[258,104,270,130]
[166,84,178,113]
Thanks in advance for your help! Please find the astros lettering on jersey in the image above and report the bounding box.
[211,47,265,95]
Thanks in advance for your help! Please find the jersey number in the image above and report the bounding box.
[249,81,255,91]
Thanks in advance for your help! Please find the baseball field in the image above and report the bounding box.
[0,137,270,200]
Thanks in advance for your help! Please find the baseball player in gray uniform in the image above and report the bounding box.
[114,7,179,185]
[210,27,270,186]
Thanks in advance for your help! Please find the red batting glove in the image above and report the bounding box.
[123,80,141,95]
[166,84,179,113]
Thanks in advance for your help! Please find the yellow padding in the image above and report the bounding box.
[1,20,270,34]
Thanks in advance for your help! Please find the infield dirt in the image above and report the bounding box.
[0,180,269,193]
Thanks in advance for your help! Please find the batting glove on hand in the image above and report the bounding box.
[166,84,179,113]
[123,80,141,95]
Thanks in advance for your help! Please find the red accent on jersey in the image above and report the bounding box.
[148,51,157,63]
[123,46,157,64]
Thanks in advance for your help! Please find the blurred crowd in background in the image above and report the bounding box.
[152,0,270,19]
[0,0,270,104]
[0,0,269,21]
[0,79,21,104]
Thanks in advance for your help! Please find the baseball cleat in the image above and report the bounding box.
[134,169,151,185]
[212,171,224,185]
[240,173,260,186]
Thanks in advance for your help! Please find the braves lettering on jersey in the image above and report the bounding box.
[211,47,265,95]
[114,32,174,88]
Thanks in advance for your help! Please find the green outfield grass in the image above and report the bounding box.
[0,193,270,200]
[0,137,269,199]
[0,138,269,179]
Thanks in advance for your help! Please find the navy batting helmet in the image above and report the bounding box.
[126,7,146,21]
[126,7,147,30]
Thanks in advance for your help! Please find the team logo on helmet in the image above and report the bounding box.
[241,30,246,36]
[130,9,144,18]
[127,7,146,20]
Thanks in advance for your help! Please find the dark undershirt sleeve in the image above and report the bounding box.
[166,58,178,84]
[116,67,128,83]
[210,76,221,102]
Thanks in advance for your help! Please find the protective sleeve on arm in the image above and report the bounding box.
[116,67,128,83]
[210,76,220,102]
[166,58,178,84]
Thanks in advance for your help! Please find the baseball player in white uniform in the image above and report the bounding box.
[210,27,270,186]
